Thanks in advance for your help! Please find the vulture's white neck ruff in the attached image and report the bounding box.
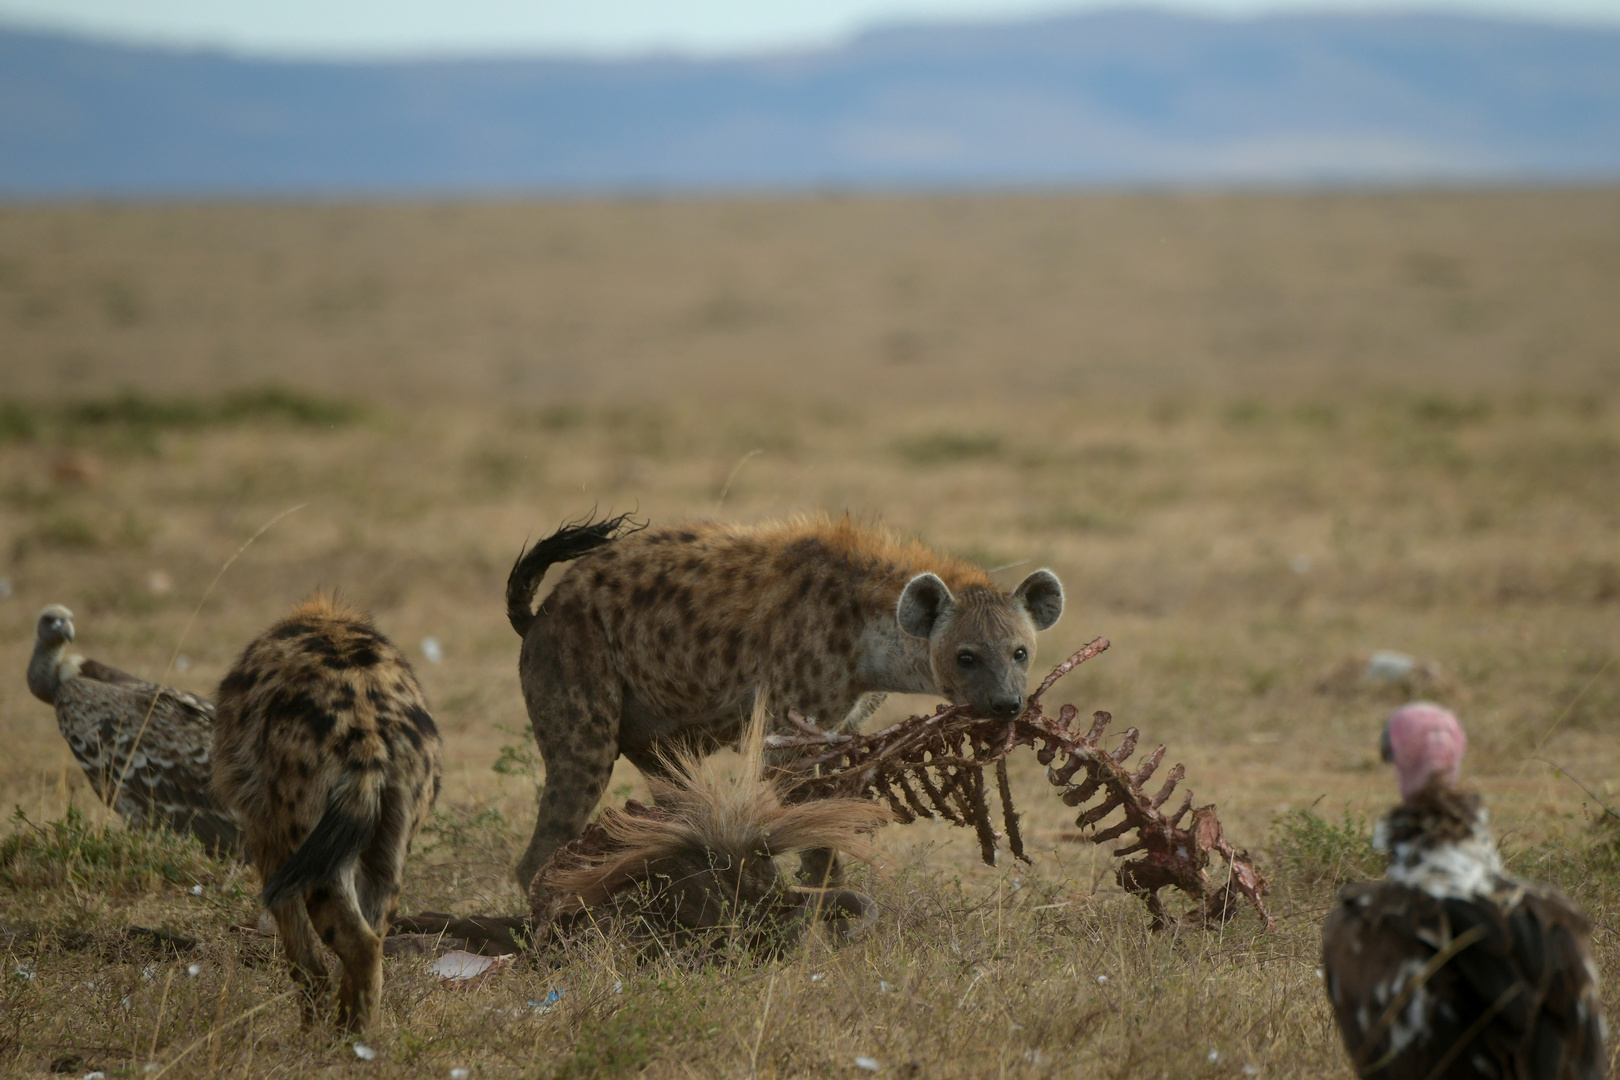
[1375,803,1503,900]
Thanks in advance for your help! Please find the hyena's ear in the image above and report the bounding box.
[1013,569,1064,631]
[897,573,955,638]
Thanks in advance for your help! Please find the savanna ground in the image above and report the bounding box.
[0,190,1617,1078]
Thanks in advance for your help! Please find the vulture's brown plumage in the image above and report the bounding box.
[1321,704,1605,1079]
[27,604,240,855]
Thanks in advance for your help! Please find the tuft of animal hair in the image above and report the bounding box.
[284,589,370,626]
[731,513,990,595]
[541,698,892,907]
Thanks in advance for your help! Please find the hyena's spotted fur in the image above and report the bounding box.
[211,595,442,1032]
[506,515,1064,888]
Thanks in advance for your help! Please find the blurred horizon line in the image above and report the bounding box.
[3,1,1619,63]
[5,7,1619,196]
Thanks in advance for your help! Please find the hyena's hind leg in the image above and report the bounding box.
[304,882,383,1034]
[515,622,624,888]
[354,782,420,935]
[271,899,332,1028]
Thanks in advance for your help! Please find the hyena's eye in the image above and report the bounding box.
[956,651,976,668]
[1013,647,1028,663]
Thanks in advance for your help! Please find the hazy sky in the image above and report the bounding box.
[3,0,1617,57]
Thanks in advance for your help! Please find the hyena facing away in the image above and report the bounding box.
[211,595,442,1032]
[506,515,1064,888]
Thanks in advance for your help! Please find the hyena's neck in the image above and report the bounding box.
[853,620,936,695]
[849,573,937,695]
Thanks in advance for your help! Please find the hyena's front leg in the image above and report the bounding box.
[767,691,881,888]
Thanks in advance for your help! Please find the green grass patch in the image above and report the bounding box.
[1410,394,1492,426]
[1,806,222,895]
[419,805,511,859]
[893,431,1004,465]
[1269,803,1384,888]
[0,387,365,446]
[552,992,711,1080]
[63,387,363,430]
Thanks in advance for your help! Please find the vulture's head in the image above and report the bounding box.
[1380,702,1465,801]
[34,605,75,647]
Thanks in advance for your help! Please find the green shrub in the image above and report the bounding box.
[419,805,511,858]
[0,806,220,894]
[1270,804,1384,887]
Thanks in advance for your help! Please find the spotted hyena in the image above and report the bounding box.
[506,515,1064,887]
[211,595,443,1032]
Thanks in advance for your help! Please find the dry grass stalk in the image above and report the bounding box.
[767,637,1274,931]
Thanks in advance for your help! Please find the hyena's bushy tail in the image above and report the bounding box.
[505,512,643,636]
[260,773,384,910]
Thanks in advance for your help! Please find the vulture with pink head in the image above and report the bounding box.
[1321,703,1606,1079]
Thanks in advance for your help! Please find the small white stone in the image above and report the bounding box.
[1096,975,1108,985]
[1363,651,1416,683]
[190,885,204,896]
[421,637,443,663]
[82,1073,106,1080]
[353,1044,377,1061]
[450,1070,470,1080]
[1208,1049,1220,1063]
[186,964,201,978]
[1242,1065,1261,1077]
[855,1057,880,1072]
[809,973,822,983]
[1315,968,1324,980]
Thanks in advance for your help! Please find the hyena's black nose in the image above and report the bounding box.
[989,693,1023,719]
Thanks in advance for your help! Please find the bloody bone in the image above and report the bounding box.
[767,637,1273,931]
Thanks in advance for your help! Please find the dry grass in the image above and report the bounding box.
[0,191,1617,1077]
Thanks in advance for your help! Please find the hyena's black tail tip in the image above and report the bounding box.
[505,511,645,637]
[260,799,378,910]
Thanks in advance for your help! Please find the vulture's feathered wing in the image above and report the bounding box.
[27,605,240,855]
[1322,705,1606,1080]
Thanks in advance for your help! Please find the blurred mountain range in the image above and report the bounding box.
[3,9,1619,193]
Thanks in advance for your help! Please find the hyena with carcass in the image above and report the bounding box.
[506,514,1065,888]
[211,595,443,1032]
